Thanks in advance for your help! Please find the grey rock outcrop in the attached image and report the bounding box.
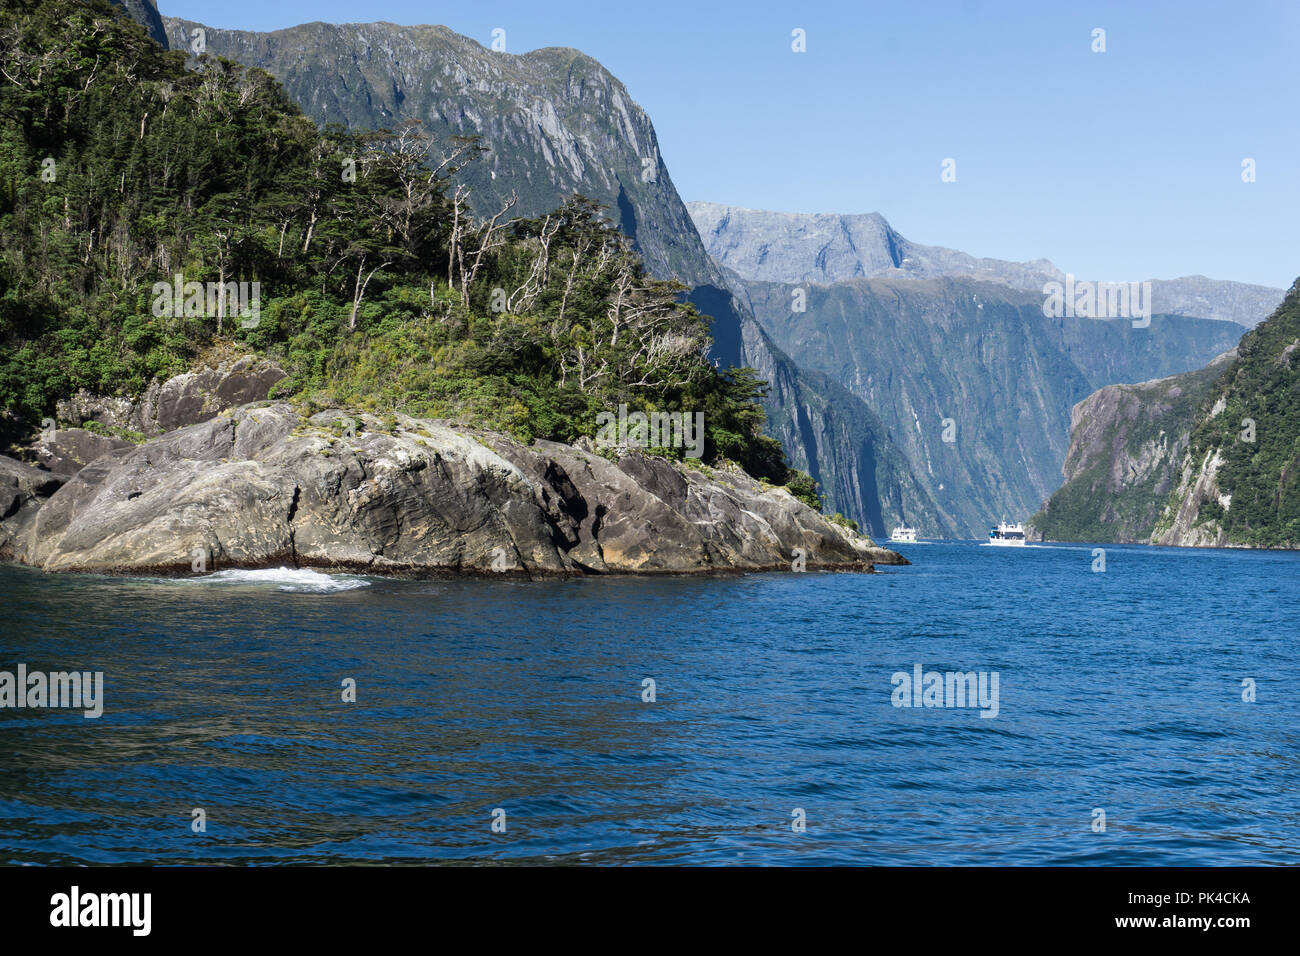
[33,428,133,477]
[1029,352,1235,543]
[106,0,168,48]
[1150,447,1233,548]
[55,356,286,439]
[0,456,66,562]
[6,402,902,576]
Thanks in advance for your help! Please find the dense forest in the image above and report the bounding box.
[0,0,822,506]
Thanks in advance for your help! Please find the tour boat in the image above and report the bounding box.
[889,525,918,544]
[984,521,1027,546]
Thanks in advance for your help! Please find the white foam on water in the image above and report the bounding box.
[178,567,372,593]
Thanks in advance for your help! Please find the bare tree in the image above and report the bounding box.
[348,254,392,331]
[453,191,517,307]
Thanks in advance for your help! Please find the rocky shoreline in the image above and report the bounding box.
[1,361,905,578]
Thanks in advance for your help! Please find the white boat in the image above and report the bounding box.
[888,525,918,544]
[984,521,1027,546]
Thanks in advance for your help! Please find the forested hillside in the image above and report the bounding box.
[1032,280,1299,548]
[1029,353,1234,543]
[1,0,816,501]
[1153,280,1300,547]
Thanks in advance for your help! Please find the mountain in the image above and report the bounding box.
[106,0,168,47]
[734,322,956,536]
[160,17,704,288]
[1034,279,1299,548]
[1151,280,1300,547]
[689,202,1060,295]
[139,14,1267,539]
[731,275,1245,536]
[688,202,1284,328]
[1029,351,1236,543]
[150,15,942,535]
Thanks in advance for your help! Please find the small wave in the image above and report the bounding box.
[179,567,371,593]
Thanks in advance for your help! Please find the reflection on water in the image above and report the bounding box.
[1,542,1297,865]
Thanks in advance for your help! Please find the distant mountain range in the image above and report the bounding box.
[688,202,1284,328]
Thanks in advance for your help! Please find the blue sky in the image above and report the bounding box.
[158,0,1299,289]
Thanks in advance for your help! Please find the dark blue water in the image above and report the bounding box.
[1,541,1296,865]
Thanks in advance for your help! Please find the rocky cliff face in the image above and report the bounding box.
[160,17,705,288]
[735,319,955,537]
[0,456,66,563]
[1033,278,1300,549]
[1029,353,1234,543]
[25,355,287,476]
[733,275,1244,537]
[688,202,1284,328]
[1151,446,1236,548]
[54,355,287,439]
[1,400,901,576]
[1151,279,1300,548]
[106,0,167,48]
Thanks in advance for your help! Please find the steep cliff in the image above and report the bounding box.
[1029,353,1234,543]
[735,320,956,536]
[106,0,168,47]
[1032,278,1300,549]
[732,274,1243,536]
[1151,279,1300,548]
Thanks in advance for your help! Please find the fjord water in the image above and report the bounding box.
[0,542,1296,866]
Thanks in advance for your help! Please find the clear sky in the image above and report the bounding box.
[158,0,1299,289]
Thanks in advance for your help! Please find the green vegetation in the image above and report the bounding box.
[1034,282,1299,549]
[1032,456,1173,543]
[0,0,817,496]
[1177,279,1300,547]
[826,513,858,532]
[1029,359,1229,543]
